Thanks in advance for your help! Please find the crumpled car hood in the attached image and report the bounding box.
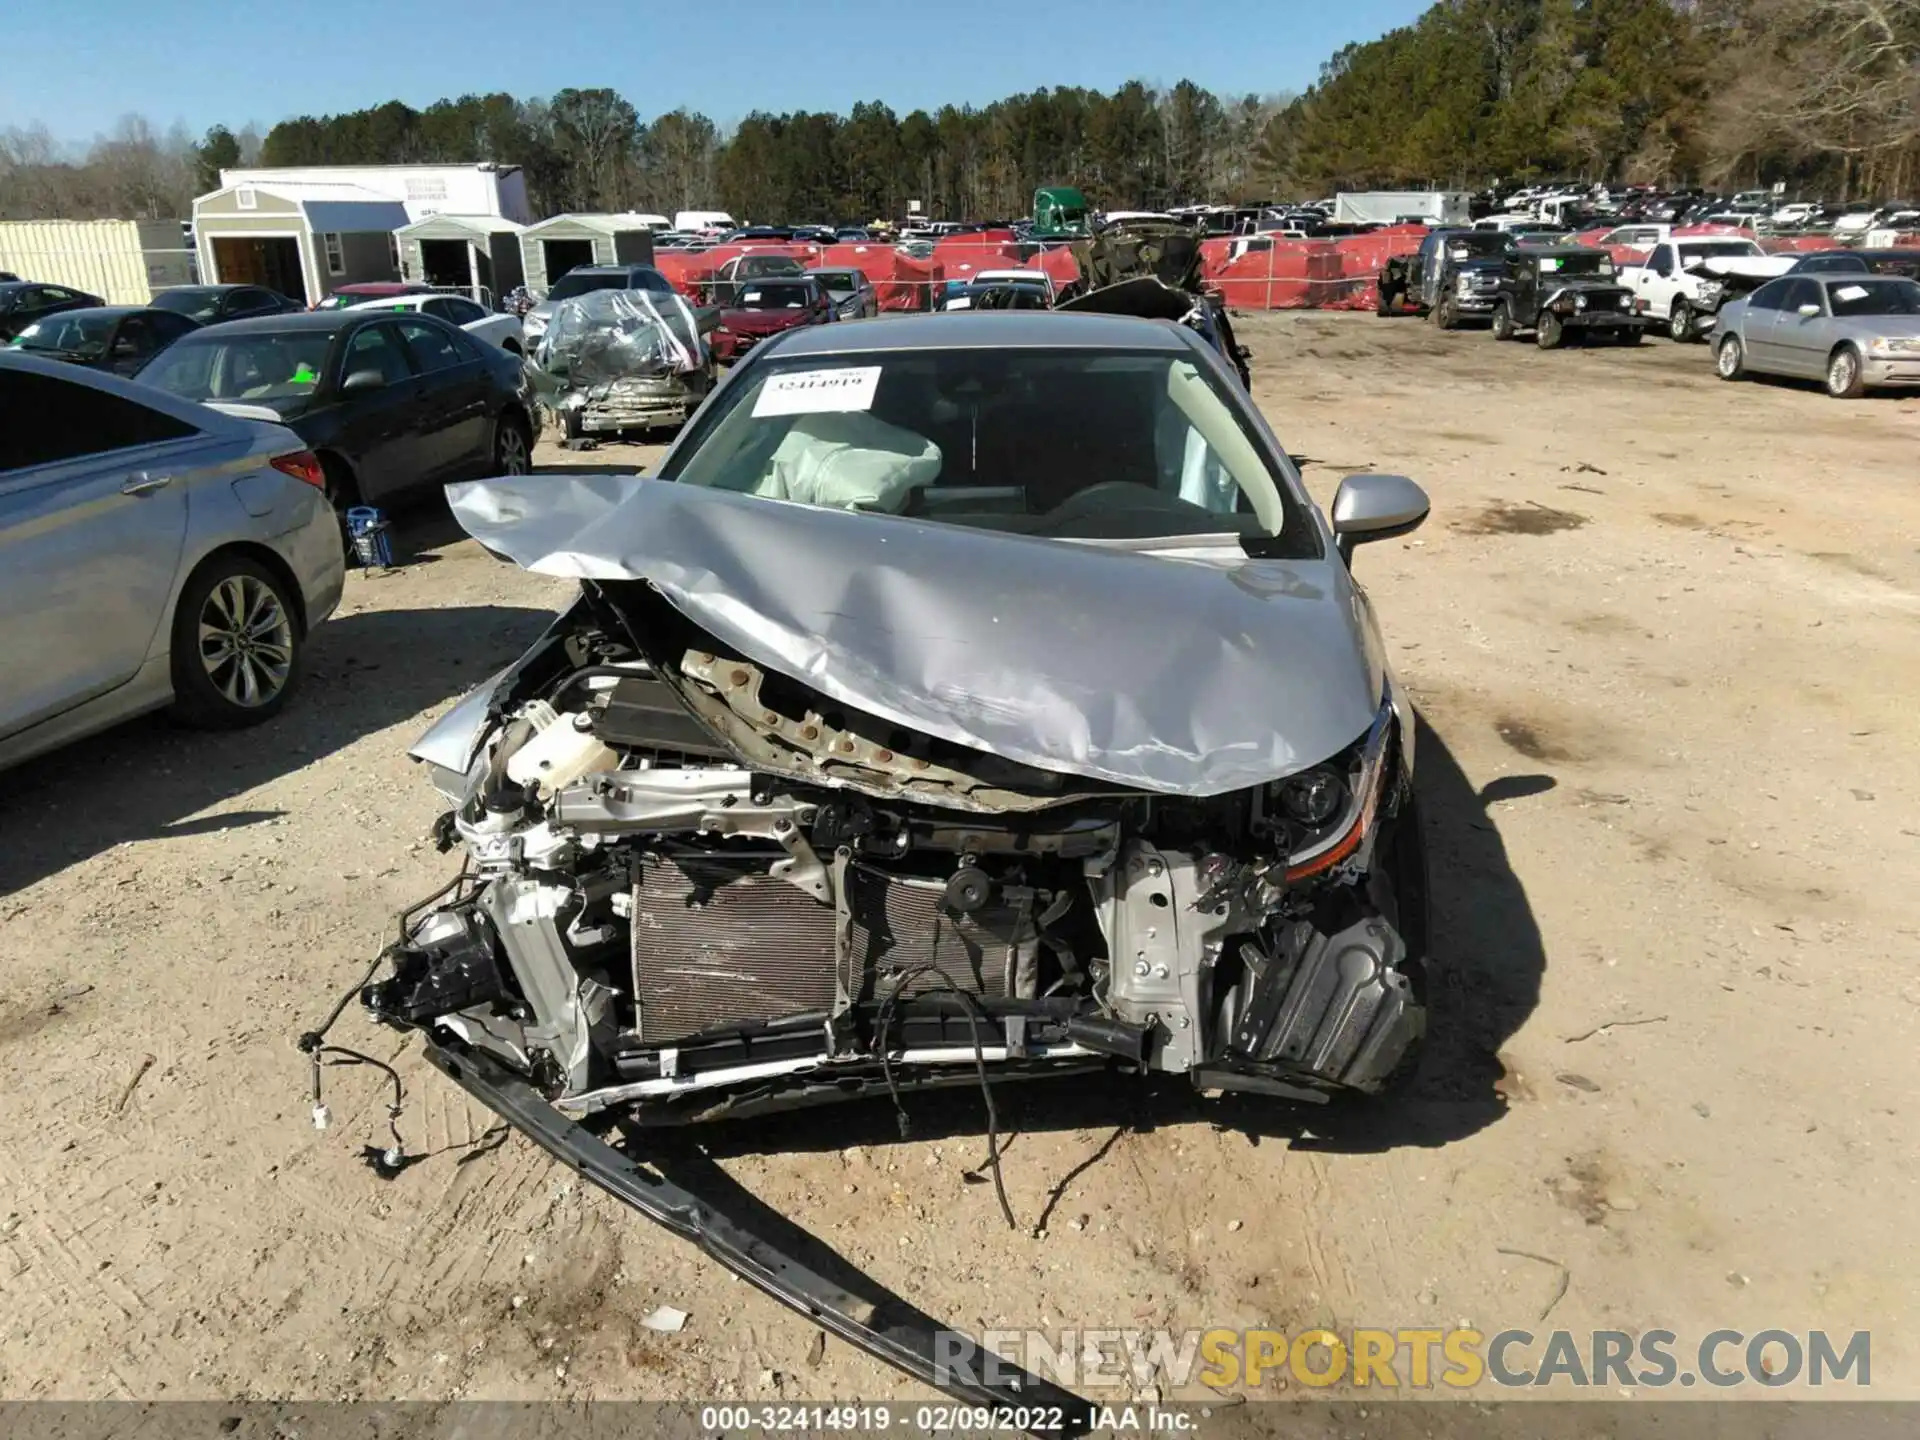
[443,476,1382,797]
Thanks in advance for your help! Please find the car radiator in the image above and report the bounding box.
[629,853,1035,1045]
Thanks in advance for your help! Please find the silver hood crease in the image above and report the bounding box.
[443,475,1382,797]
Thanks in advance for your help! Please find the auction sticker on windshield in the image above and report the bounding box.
[752,365,883,417]
[1834,285,1868,302]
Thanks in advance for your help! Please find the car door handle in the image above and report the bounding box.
[122,472,172,496]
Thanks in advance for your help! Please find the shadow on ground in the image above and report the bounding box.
[0,603,556,896]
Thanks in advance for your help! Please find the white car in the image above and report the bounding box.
[1618,236,1766,341]
[350,293,525,355]
[1770,202,1822,226]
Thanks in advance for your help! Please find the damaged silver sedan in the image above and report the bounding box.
[531,287,714,444]
[334,312,1433,1414]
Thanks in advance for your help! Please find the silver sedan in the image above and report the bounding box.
[0,351,345,771]
[1712,273,1920,397]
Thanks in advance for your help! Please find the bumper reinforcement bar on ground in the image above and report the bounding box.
[423,1040,1094,1434]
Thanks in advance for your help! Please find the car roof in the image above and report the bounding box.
[1529,247,1608,258]
[23,304,152,320]
[171,310,362,336]
[769,311,1192,357]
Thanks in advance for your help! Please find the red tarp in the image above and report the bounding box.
[1195,227,1430,311]
[1327,226,1427,311]
[1759,235,1843,254]
[818,242,944,311]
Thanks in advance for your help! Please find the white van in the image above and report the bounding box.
[674,210,736,234]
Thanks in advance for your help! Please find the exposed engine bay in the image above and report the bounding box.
[362,581,1429,1124]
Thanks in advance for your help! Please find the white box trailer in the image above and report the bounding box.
[1333,191,1470,226]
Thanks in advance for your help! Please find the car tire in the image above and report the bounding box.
[1430,298,1455,330]
[1491,302,1515,341]
[1536,311,1565,349]
[1715,334,1746,380]
[167,556,302,729]
[1617,327,1643,346]
[1826,345,1866,399]
[494,413,532,475]
[1668,300,1693,342]
[1375,285,1396,317]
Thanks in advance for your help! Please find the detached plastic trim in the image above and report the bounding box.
[422,1039,1094,1435]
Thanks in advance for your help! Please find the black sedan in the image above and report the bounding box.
[0,280,106,341]
[149,284,305,327]
[5,305,201,375]
[134,309,539,510]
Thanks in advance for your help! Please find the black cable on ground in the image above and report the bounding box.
[870,959,1018,1233]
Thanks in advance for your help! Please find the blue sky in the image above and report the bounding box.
[10,0,1433,144]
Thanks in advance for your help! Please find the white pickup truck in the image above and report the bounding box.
[1619,237,1767,341]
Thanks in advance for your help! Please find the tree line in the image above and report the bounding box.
[1264,0,1920,200]
[2,0,1914,229]
[247,83,1291,223]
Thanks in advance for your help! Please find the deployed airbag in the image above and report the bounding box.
[754,412,941,512]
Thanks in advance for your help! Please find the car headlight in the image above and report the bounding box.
[1272,696,1396,883]
[1698,281,1724,302]
[1618,293,1633,309]
[1457,275,1475,294]
[1574,293,1588,311]
[1868,336,1920,356]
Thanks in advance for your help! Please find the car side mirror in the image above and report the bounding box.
[341,367,386,394]
[1332,473,1431,564]
[1796,303,1821,318]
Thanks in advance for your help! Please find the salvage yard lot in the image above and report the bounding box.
[3,309,1918,1403]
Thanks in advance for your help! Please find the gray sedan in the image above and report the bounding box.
[1713,273,1920,397]
[0,351,344,771]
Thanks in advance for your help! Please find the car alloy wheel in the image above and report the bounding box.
[1536,311,1564,349]
[199,573,293,709]
[1669,301,1692,342]
[1826,347,1864,399]
[1716,335,1745,379]
[1491,303,1514,341]
[496,419,531,475]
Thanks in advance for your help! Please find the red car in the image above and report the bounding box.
[709,277,835,362]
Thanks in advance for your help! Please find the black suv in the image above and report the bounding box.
[1491,248,1645,348]
[1376,229,1517,328]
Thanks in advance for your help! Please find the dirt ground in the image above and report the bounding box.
[4,310,1918,1410]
